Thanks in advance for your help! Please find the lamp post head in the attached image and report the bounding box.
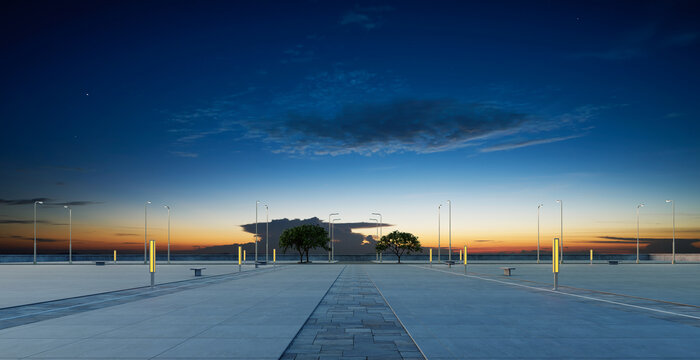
[538,204,543,208]
[330,212,339,216]
[36,201,43,205]
[164,205,170,210]
[146,201,151,205]
[638,203,645,208]
[264,204,268,210]
[556,200,561,203]
[666,200,672,203]
[64,205,69,209]
[371,212,380,216]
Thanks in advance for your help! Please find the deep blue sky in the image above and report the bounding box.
[1,0,699,253]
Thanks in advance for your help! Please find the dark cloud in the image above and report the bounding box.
[50,201,102,206]
[9,235,61,243]
[596,236,700,253]
[0,219,62,225]
[244,99,532,156]
[195,217,388,255]
[115,233,138,237]
[0,198,51,205]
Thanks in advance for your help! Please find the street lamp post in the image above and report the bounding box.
[666,200,675,264]
[372,212,382,262]
[164,205,170,264]
[255,200,260,267]
[438,204,442,262]
[64,206,72,264]
[370,218,379,260]
[332,218,341,261]
[328,212,339,262]
[265,204,269,264]
[144,201,151,264]
[636,203,645,264]
[537,204,543,264]
[556,200,563,264]
[33,201,43,264]
[447,200,452,262]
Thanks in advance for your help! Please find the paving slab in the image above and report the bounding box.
[0,264,259,308]
[0,265,341,359]
[365,264,700,359]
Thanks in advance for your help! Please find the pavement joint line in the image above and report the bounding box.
[364,266,428,360]
[0,266,282,323]
[412,265,700,321]
[463,269,700,309]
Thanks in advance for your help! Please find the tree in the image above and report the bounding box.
[279,224,330,263]
[375,230,422,264]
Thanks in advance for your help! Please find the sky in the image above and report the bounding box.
[1,0,699,255]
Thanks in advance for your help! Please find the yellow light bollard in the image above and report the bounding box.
[149,240,156,288]
[429,248,432,267]
[238,246,242,272]
[553,238,559,290]
[459,249,462,261]
[273,249,276,267]
[114,250,117,263]
[464,245,467,274]
[590,249,593,265]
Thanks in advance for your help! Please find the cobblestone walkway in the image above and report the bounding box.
[281,265,425,360]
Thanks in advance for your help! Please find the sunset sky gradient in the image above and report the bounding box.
[1,0,699,255]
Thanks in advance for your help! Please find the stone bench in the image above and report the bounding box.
[608,260,619,265]
[95,261,106,266]
[500,267,515,276]
[190,267,206,276]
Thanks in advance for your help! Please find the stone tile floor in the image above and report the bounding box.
[281,265,425,360]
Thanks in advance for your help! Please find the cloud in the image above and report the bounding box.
[170,151,199,158]
[0,198,51,206]
[0,219,67,225]
[480,134,584,153]
[51,201,102,206]
[242,99,532,156]
[9,235,60,243]
[596,236,700,253]
[339,6,393,30]
[115,233,138,237]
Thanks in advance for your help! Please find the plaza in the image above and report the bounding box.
[0,262,699,359]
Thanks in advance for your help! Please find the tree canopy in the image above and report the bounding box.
[278,224,330,263]
[375,230,422,264]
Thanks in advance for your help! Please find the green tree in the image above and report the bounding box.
[279,224,330,263]
[375,230,422,264]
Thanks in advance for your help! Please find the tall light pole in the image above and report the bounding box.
[265,204,269,263]
[537,204,543,264]
[447,200,452,262]
[255,200,259,266]
[332,218,341,261]
[556,200,563,264]
[372,212,382,261]
[163,205,170,264]
[438,204,442,262]
[666,200,675,264]
[636,203,645,264]
[33,200,43,264]
[144,201,151,264]
[328,212,339,262]
[370,218,379,260]
[64,206,72,264]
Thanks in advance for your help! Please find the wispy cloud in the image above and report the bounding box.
[170,151,199,158]
[115,233,138,237]
[0,198,51,205]
[339,5,393,30]
[480,134,584,153]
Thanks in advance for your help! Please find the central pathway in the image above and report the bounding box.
[281,265,425,360]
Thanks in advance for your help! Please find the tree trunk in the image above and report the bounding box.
[298,250,304,263]
[305,249,310,263]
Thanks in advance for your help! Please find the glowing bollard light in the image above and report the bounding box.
[149,240,156,288]
[553,238,560,291]
[273,248,276,267]
[114,250,117,263]
[590,249,593,265]
[463,245,467,274]
[429,248,432,267]
[459,249,462,262]
[238,246,242,272]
